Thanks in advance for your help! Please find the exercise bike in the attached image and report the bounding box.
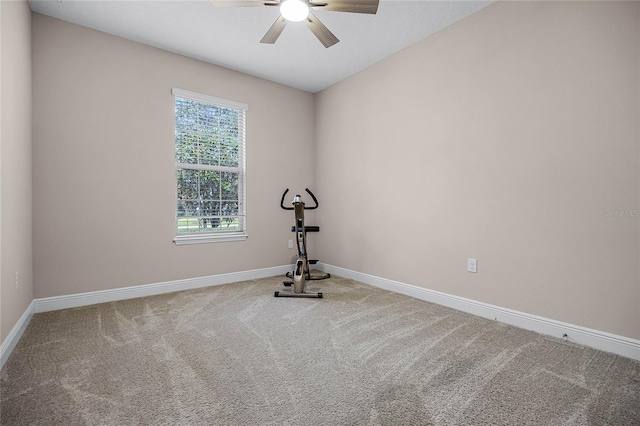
[274,188,330,298]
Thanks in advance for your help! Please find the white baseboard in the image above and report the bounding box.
[3,263,637,370]
[1,265,292,370]
[317,263,640,361]
[34,265,293,313]
[0,301,35,370]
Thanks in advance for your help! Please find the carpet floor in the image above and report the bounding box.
[1,275,639,425]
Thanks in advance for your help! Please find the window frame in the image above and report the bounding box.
[172,87,248,245]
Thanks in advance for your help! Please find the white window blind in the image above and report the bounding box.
[172,88,248,244]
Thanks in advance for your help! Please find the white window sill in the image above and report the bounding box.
[174,233,248,245]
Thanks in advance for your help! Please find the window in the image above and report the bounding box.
[172,88,247,244]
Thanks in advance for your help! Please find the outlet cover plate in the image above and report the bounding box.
[468,258,477,273]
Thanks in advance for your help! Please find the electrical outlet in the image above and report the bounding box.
[467,258,477,273]
[15,272,19,291]
[288,239,294,249]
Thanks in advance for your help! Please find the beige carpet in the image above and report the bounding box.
[1,275,639,425]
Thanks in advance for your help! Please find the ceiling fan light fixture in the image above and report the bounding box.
[280,0,309,22]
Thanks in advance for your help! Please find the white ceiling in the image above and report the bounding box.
[28,0,492,93]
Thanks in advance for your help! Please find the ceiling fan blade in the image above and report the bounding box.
[305,12,339,48]
[210,0,279,8]
[310,0,379,14]
[260,15,288,44]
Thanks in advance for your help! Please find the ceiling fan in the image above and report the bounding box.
[210,0,379,48]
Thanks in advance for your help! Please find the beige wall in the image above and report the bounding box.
[315,1,640,339]
[1,0,33,343]
[32,13,315,298]
[3,1,638,347]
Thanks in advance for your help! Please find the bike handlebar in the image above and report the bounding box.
[280,188,319,210]
[280,189,294,210]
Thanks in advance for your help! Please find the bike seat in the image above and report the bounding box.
[291,226,320,233]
